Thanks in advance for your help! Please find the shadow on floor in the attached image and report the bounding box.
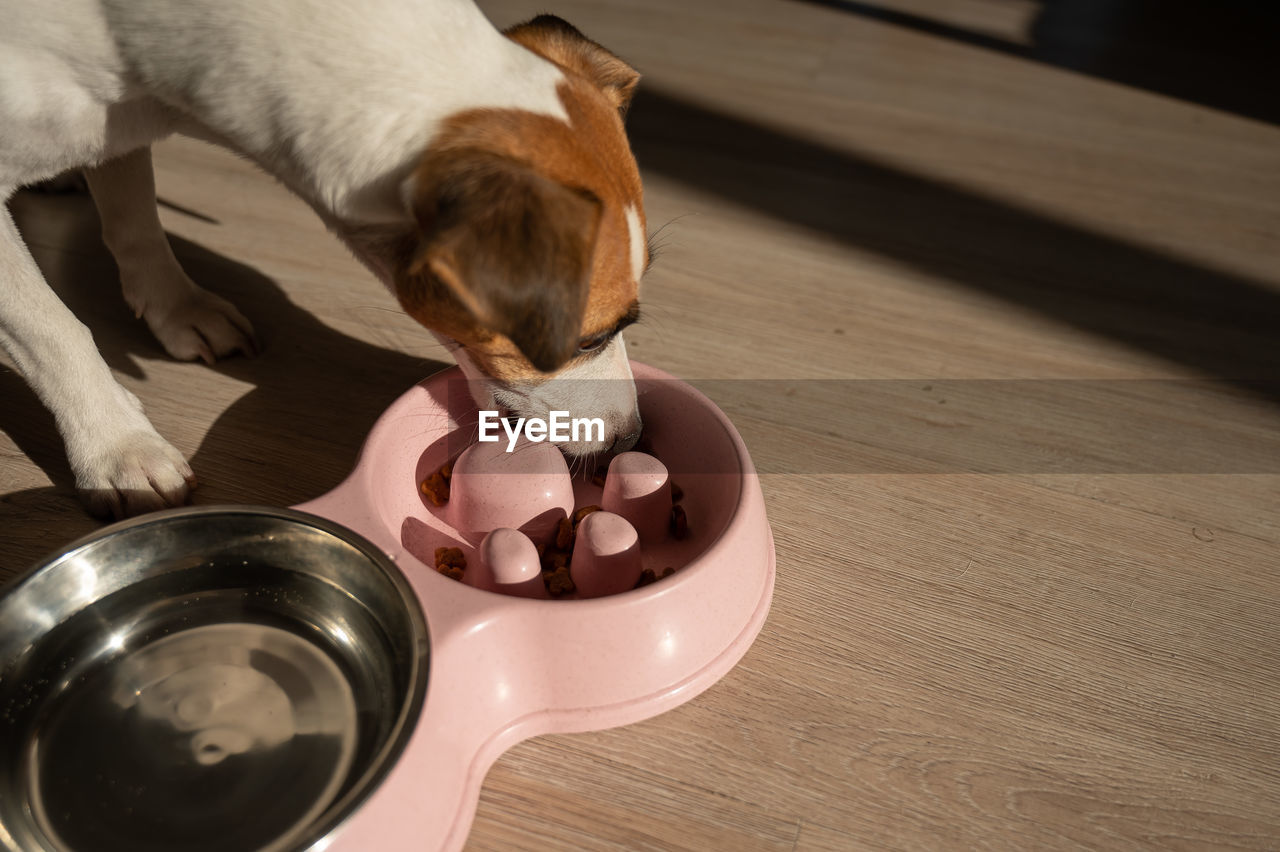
[627,86,1280,397]
[798,0,1280,125]
[1,190,443,577]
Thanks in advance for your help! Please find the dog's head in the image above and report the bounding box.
[393,15,648,458]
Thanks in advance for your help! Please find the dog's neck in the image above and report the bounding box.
[122,0,568,224]
[313,20,569,225]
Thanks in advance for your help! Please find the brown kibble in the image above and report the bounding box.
[419,470,450,506]
[573,504,602,525]
[545,566,575,595]
[541,548,569,573]
[434,546,466,570]
[420,459,455,506]
[555,517,575,550]
[590,468,607,488]
[670,482,684,503]
[670,505,688,539]
[434,545,466,581]
[635,566,678,589]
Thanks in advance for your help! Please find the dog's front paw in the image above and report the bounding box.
[143,284,258,365]
[71,428,198,520]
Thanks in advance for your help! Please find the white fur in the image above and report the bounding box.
[449,335,641,458]
[0,0,638,518]
[1,0,568,217]
[624,204,645,284]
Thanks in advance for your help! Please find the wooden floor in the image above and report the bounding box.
[3,0,1279,848]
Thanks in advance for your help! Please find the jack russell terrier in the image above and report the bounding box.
[0,1,650,519]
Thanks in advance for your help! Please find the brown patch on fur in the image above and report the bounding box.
[393,21,645,385]
[505,16,640,115]
[407,148,601,371]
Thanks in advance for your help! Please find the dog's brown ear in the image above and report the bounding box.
[410,150,601,372]
[505,15,640,115]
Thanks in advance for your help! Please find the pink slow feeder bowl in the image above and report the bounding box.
[0,362,773,852]
[291,361,776,851]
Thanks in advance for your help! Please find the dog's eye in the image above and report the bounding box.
[576,333,611,354]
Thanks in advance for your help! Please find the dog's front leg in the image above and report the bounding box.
[84,147,256,364]
[0,205,195,518]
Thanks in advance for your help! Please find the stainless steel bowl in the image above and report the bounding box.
[0,507,430,852]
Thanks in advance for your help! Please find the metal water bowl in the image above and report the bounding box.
[0,507,429,852]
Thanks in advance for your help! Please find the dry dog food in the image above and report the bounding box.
[539,535,570,592]
[541,548,569,573]
[572,504,602,525]
[541,541,574,594]
[434,546,466,581]
[419,460,453,506]
[538,503,607,596]
[633,566,676,589]
[545,565,575,595]
[554,517,575,550]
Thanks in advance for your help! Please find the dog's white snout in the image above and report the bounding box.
[609,414,643,454]
[449,334,641,457]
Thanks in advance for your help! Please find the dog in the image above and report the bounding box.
[0,1,650,519]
